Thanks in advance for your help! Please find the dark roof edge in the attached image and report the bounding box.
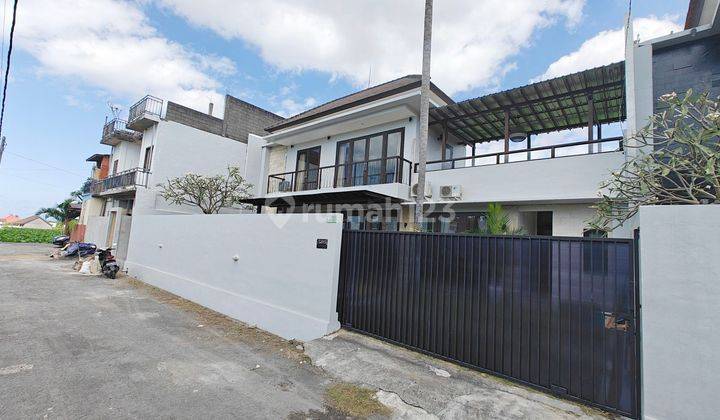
[86,154,110,163]
[266,78,453,133]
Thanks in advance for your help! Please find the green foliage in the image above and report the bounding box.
[36,198,76,234]
[592,90,720,230]
[0,227,63,243]
[469,203,525,235]
[157,166,254,214]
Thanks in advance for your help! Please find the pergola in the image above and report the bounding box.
[430,61,626,161]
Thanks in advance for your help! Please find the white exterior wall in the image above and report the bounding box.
[638,205,720,420]
[84,215,110,247]
[124,214,344,341]
[132,120,248,215]
[424,151,624,204]
[110,140,141,173]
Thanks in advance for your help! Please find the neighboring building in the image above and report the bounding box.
[80,94,282,263]
[7,215,53,229]
[626,0,719,142]
[0,214,20,226]
[244,67,627,237]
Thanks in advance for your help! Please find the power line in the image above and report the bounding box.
[0,0,18,140]
[4,150,86,178]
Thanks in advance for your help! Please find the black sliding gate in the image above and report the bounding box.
[337,230,639,418]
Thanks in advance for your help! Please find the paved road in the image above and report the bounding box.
[0,243,331,419]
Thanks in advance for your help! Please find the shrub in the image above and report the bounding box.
[0,227,63,243]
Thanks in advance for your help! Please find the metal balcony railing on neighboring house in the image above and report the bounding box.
[127,95,163,131]
[101,118,142,145]
[267,156,413,194]
[89,168,150,196]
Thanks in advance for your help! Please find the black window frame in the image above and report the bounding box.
[334,127,405,187]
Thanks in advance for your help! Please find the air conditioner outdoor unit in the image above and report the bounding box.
[411,181,432,198]
[440,185,462,199]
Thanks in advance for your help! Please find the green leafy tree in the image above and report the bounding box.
[591,90,720,230]
[36,198,76,234]
[71,178,93,202]
[157,166,254,214]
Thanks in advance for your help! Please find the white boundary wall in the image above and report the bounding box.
[639,205,720,420]
[84,216,110,247]
[124,213,343,341]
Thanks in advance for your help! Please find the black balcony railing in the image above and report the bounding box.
[128,95,162,124]
[267,156,413,194]
[416,136,624,172]
[89,168,150,195]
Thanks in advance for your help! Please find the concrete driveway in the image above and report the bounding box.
[0,243,332,419]
[0,243,612,419]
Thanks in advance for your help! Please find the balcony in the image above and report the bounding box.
[89,168,150,196]
[127,95,163,131]
[422,137,625,204]
[101,118,142,146]
[267,156,412,195]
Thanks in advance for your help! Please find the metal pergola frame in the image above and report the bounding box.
[429,61,626,160]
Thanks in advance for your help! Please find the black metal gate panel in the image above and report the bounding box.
[337,230,639,418]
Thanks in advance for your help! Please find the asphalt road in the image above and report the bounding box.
[0,243,332,419]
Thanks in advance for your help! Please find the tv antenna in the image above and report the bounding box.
[107,101,122,119]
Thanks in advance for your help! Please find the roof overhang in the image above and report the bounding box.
[86,154,109,163]
[242,190,405,208]
[429,62,626,145]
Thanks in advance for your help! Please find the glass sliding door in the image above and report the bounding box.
[295,146,321,191]
[335,128,405,188]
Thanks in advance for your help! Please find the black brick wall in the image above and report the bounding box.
[653,34,720,112]
[222,95,284,143]
[165,102,224,135]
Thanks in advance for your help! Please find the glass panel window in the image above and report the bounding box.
[386,131,402,182]
[336,142,351,187]
[367,135,383,185]
[352,138,366,186]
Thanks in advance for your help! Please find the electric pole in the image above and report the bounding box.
[414,0,433,229]
[0,136,6,166]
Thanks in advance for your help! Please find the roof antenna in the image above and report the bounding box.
[107,101,121,119]
[367,65,372,88]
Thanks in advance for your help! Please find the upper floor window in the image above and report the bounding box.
[335,128,404,187]
[143,146,153,172]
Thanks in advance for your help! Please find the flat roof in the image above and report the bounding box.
[429,61,626,144]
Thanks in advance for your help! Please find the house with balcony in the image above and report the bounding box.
[245,63,627,237]
[80,94,282,262]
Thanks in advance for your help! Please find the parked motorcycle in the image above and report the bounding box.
[52,235,70,247]
[97,248,120,279]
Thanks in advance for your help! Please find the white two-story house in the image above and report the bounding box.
[82,94,282,261]
[244,64,627,237]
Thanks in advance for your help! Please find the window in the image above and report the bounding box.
[536,211,553,236]
[442,143,454,170]
[295,146,321,191]
[112,160,119,175]
[335,128,405,187]
[143,146,153,171]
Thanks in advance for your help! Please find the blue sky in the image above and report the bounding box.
[0,0,687,217]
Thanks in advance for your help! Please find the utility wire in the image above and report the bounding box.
[0,0,17,140]
[4,151,86,178]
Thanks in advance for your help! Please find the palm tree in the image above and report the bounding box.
[36,199,75,234]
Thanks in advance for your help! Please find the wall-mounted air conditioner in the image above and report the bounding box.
[440,185,462,199]
[411,181,432,198]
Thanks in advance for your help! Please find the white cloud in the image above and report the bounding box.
[158,0,585,95]
[535,16,682,81]
[15,0,235,116]
[276,97,318,118]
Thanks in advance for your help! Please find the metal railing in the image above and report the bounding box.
[267,156,413,194]
[128,95,163,124]
[102,118,139,139]
[89,168,150,195]
[417,136,624,172]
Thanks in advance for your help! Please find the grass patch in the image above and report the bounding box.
[325,383,390,418]
[0,227,61,243]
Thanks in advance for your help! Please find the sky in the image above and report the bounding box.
[0,0,687,217]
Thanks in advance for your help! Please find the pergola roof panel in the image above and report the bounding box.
[431,61,626,144]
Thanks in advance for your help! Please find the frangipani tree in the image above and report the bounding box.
[157,166,253,214]
[591,90,720,231]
